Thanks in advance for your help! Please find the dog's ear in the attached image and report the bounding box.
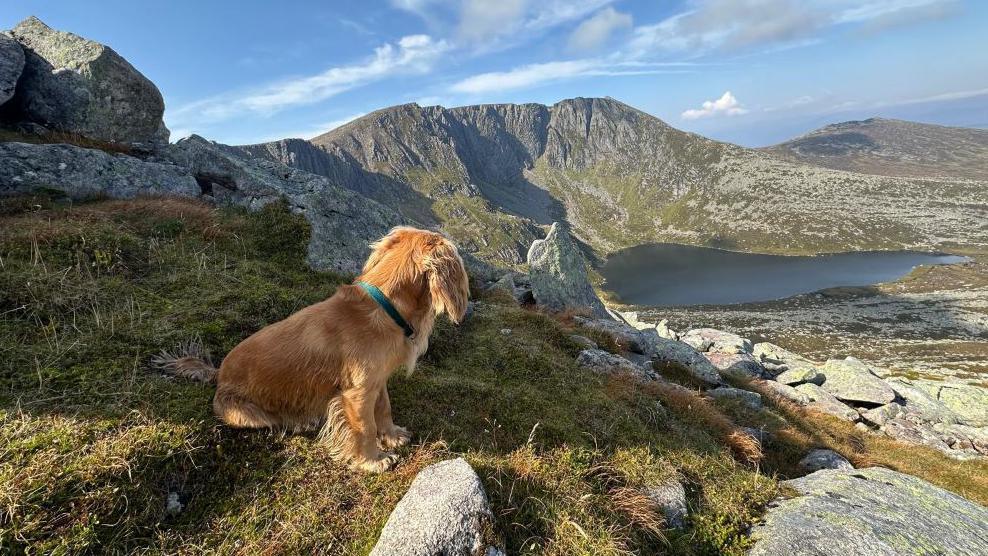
[423,237,470,323]
[363,227,409,274]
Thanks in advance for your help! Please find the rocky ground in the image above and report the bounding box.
[638,254,988,385]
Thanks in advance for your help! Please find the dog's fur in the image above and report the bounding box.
[157,227,469,472]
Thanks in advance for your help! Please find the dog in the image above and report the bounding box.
[156,226,470,472]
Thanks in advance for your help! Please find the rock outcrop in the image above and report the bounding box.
[527,222,608,318]
[0,32,24,106]
[4,16,167,145]
[819,358,896,406]
[798,449,852,472]
[164,135,404,274]
[0,141,197,198]
[370,458,501,556]
[748,467,988,555]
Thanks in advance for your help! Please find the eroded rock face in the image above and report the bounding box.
[0,32,24,105]
[6,17,167,145]
[527,222,608,318]
[704,352,766,378]
[0,141,197,198]
[909,380,988,427]
[752,342,816,375]
[748,467,988,555]
[819,357,895,406]
[165,135,403,274]
[370,458,501,556]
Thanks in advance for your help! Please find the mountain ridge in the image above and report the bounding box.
[232,98,988,264]
[765,117,988,181]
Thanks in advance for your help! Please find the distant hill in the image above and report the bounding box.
[233,99,987,263]
[765,118,988,181]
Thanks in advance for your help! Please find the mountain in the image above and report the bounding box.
[234,99,987,264]
[765,118,988,181]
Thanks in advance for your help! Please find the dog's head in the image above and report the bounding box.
[361,227,470,323]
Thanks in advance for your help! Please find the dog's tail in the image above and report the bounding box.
[152,338,218,383]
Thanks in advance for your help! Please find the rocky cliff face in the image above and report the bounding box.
[765,117,988,181]
[240,99,988,263]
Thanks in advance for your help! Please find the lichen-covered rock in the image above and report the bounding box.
[748,467,988,556]
[576,349,651,380]
[795,383,859,421]
[705,352,766,378]
[752,342,816,375]
[645,479,687,529]
[882,418,953,454]
[574,316,647,354]
[656,319,678,340]
[0,141,197,198]
[819,357,895,406]
[370,458,501,556]
[527,222,607,318]
[798,449,852,472]
[859,403,905,427]
[0,32,24,106]
[681,328,752,354]
[774,366,823,386]
[649,336,722,386]
[904,380,988,427]
[165,135,403,274]
[709,387,762,410]
[6,16,167,144]
[884,377,961,425]
[760,380,812,405]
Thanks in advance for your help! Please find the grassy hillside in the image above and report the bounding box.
[2,196,985,554]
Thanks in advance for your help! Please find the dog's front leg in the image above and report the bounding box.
[342,385,398,473]
[376,385,411,449]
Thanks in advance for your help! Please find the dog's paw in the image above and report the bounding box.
[351,452,399,474]
[379,426,412,449]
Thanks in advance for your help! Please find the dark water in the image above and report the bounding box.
[600,244,968,307]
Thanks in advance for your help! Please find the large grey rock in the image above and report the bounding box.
[370,458,500,556]
[885,377,960,425]
[656,319,678,340]
[760,380,812,405]
[859,403,906,427]
[795,383,859,421]
[0,32,24,105]
[576,349,652,380]
[819,357,895,406]
[798,449,852,472]
[6,17,167,144]
[748,467,988,556]
[709,387,762,410]
[0,141,197,198]
[881,418,952,454]
[165,136,403,274]
[774,365,823,386]
[705,352,766,378]
[527,222,607,318]
[574,316,647,354]
[645,479,688,529]
[904,379,988,427]
[649,336,722,386]
[752,342,816,375]
[681,328,752,354]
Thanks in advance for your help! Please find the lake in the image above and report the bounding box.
[600,244,969,307]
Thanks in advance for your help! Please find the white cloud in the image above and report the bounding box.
[567,7,633,52]
[836,0,956,24]
[168,35,448,128]
[681,91,749,119]
[457,0,528,43]
[450,59,692,94]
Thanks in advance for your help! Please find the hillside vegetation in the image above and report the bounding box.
[2,196,986,555]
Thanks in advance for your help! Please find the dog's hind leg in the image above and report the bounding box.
[328,386,397,473]
[213,386,281,430]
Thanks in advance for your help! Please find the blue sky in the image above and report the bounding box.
[4,0,986,146]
